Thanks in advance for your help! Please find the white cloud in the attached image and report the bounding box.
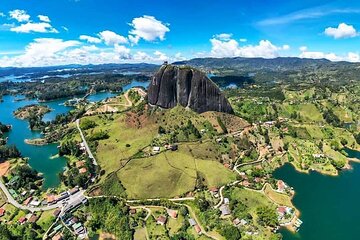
[133,50,172,62]
[128,35,140,45]
[98,30,128,45]
[299,46,308,52]
[38,15,51,23]
[129,15,169,43]
[154,50,168,61]
[9,9,30,22]
[174,52,186,61]
[210,38,240,58]
[210,36,288,58]
[0,23,15,31]
[258,7,360,26]
[133,51,152,61]
[299,48,360,62]
[0,38,80,67]
[79,35,102,44]
[214,33,233,41]
[0,37,175,67]
[10,22,58,33]
[239,38,247,42]
[0,38,135,67]
[324,23,358,39]
[0,12,5,17]
[62,26,69,32]
[114,44,131,59]
[300,50,339,61]
[7,10,58,34]
[347,52,360,62]
[282,45,290,50]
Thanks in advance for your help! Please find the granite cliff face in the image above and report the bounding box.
[148,64,234,114]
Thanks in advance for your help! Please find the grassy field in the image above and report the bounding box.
[83,114,157,176]
[304,125,324,139]
[226,188,277,240]
[167,214,184,236]
[133,227,147,240]
[37,210,56,231]
[278,103,324,122]
[298,104,324,122]
[263,184,294,207]
[196,160,236,187]
[117,146,235,199]
[333,106,353,122]
[117,150,197,199]
[146,215,168,240]
[0,188,7,207]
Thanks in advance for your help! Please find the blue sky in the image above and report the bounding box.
[1,0,360,67]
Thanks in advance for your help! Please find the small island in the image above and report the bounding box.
[14,104,51,120]
[13,104,51,130]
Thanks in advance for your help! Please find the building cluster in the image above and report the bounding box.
[238,171,268,189]
[219,197,231,217]
[152,143,178,154]
[188,218,202,235]
[49,194,88,240]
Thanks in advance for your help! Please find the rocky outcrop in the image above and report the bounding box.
[148,64,234,114]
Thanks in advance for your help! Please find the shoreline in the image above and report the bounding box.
[289,162,339,177]
[283,209,301,233]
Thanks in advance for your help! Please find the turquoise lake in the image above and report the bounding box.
[0,80,149,189]
[274,149,360,240]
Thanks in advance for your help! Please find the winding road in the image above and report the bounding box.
[76,119,98,166]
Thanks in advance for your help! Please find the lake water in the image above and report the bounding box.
[0,80,150,189]
[274,149,360,240]
[0,75,32,83]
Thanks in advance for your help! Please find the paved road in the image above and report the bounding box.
[126,197,195,203]
[76,119,98,166]
[0,180,61,211]
[214,180,240,209]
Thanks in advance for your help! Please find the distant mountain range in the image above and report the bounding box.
[174,57,358,71]
[2,57,360,79]
[0,63,159,78]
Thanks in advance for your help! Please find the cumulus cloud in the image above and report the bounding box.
[7,10,58,33]
[0,36,179,67]
[98,30,128,45]
[0,38,135,67]
[324,23,358,39]
[114,44,131,59]
[133,51,152,61]
[129,15,169,43]
[133,50,172,62]
[0,38,80,67]
[10,22,58,33]
[347,52,360,62]
[9,9,30,22]
[174,52,186,61]
[282,45,290,50]
[38,15,51,23]
[154,50,168,61]
[79,35,102,44]
[210,35,289,58]
[299,46,308,52]
[299,47,360,62]
[239,38,247,42]
[0,12,5,17]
